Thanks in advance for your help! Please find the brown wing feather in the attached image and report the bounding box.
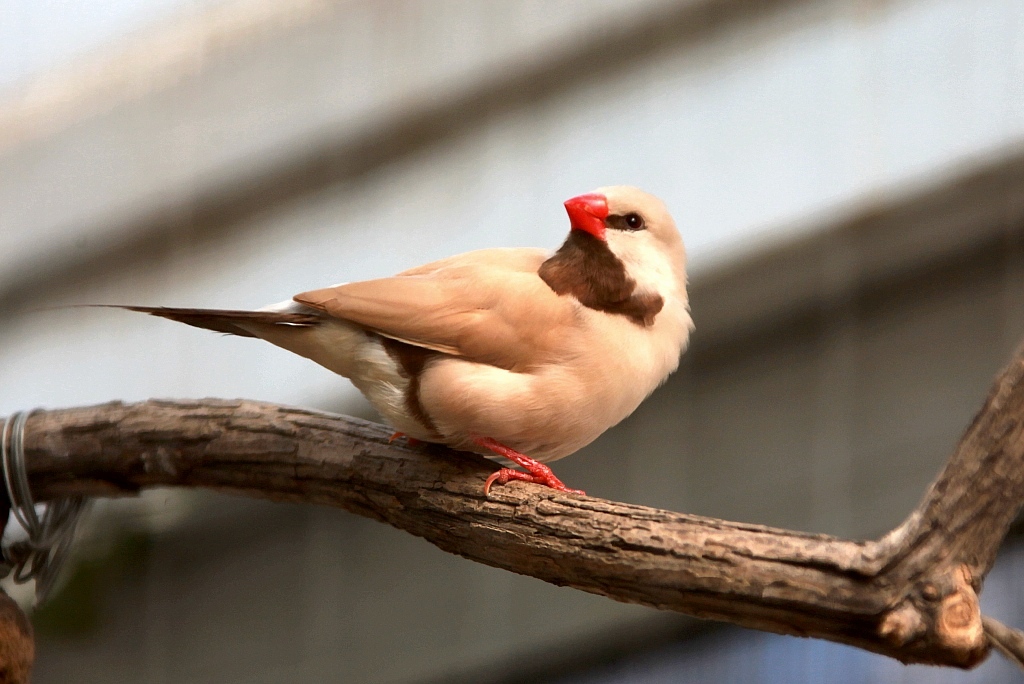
[99,305,320,338]
[294,248,573,369]
[298,277,467,354]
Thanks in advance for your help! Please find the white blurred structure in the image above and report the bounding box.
[2,1,1024,682]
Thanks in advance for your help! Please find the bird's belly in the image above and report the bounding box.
[418,358,641,463]
[293,324,671,462]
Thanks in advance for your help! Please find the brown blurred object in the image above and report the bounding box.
[0,589,32,684]
[0,499,33,684]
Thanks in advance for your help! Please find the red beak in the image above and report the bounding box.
[564,193,609,240]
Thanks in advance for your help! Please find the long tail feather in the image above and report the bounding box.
[94,305,321,338]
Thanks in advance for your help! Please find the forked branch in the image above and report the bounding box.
[12,344,1024,670]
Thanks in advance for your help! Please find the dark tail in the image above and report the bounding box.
[94,305,321,338]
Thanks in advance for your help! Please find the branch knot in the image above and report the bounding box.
[933,565,985,661]
[880,565,987,665]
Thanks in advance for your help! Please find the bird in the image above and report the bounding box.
[107,186,693,496]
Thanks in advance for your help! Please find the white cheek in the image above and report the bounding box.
[605,232,678,297]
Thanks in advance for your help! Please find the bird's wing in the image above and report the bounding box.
[294,248,572,369]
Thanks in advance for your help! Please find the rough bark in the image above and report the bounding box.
[12,346,1024,670]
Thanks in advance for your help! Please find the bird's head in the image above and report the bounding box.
[563,185,686,295]
[541,187,688,329]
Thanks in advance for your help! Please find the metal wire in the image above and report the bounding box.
[1,410,89,604]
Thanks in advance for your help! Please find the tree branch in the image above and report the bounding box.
[15,344,1024,670]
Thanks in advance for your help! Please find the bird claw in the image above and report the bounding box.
[388,432,422,446]
[473,436,584,496]
[483,467,586,497]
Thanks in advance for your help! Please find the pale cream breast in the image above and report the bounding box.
[417,291,691,463]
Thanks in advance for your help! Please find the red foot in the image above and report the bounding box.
[388,432,422,446]
[473,436,585,496]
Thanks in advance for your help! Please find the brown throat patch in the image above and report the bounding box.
[538,231,663,326]
[380,337,442,438]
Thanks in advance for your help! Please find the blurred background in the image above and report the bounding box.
[2,0,1024,681]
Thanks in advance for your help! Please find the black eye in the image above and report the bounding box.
[624,213,644,230]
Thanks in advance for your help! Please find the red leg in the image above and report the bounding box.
[389,432,422,446]
[474,437,585,496]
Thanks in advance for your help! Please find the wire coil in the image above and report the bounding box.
[1,410,89,604]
